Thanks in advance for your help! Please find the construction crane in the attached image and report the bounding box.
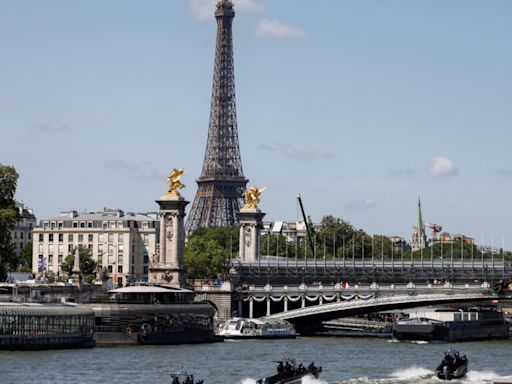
[424,222,443,241]
[297,194,315,256]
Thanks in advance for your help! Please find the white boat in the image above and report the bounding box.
[216,318,296,339]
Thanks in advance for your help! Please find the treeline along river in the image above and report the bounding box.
[0,337,510,384]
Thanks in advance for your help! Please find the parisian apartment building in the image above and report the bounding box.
[32,208,159,284]
[10,202,37,259]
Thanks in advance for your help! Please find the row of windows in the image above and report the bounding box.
[42,221,154,230]
[41,254,126,271]
[12,231,32,240]
[38,243,136,254]
[37,233,152,244]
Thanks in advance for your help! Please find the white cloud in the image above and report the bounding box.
[104,159,168,181]
[188,0,263,21]
[33,122,71,133]
[345,199,377,210]
[276,143,332,161]
[498,168,512,177]
[428,156,458,177]
[256,18,306,39]
[236,0,264,13]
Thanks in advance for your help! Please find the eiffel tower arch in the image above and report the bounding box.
[186,0,248,234]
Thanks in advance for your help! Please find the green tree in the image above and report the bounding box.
[184,226,240,279]
[0,165,19,281]
[17,241,33,272]
[261,233,296,257]
[189,226,239,255]
[61,246,98,283]
[184,237,230,279]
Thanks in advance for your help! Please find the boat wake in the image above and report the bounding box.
[333,366,499,384]
[240,376,328,384]
[240,368,500,384]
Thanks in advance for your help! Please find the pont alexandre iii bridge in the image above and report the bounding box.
[195,257,512,325]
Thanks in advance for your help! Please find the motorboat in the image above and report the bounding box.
[435,349,468,380]
[216,317,296,339]
[169,370,204,384]
[256,359,322,384]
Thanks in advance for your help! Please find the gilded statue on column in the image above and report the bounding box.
[165,168,185,198]
[243,186,266,209]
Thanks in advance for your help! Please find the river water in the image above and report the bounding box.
[1,337,511,384]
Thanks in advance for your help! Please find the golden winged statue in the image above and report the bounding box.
[243,186,266,209]
[165,168,185,197]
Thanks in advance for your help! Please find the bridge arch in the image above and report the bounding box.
[264,293,499,333]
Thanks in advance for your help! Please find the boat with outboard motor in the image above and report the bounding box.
[216,317,296,339]
[169,370,204,384]
[256,359,322,384]
[435,349,468,381]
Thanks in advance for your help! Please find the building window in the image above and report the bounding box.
[88,234,93,242]
[48,254,53,263]
[118,244,124,253]
[108,265,113,273]
[58,222,63,229]
[88,244,93,252]
[73,221,78,228]
[117,255,123,264]
[43,222,49,230]
[108,234,113,243]
[118,233,124,242]
[20,232,23,239]
[39,233,43,241]
[68,234,73,242]
[117,221,123,228]
[102,222,108,229]
[48,234,54,242]
[143,254,149,264]
[38,244,43,253]
[68,244,73,252]
[58,254,63,263]
[87,221,93,228]
[110,221,116,229]
[50,222,55,229]
[80,222,85,228]
[48,244,54,253]
[108,244,114,254]
[58,244,64,253]
[98,244,103,253]
[58,234,63,242]
[99,234,104,242]
[78,234,83,242]
[28,233,31,240]
[143,234,149,245]
[142,222,148,229]
[118,265,123,273]
[98,254,103,264]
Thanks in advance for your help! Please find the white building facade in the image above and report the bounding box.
[32,208,158,284]
[10,202,36,260]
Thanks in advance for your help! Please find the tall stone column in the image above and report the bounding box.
[238,207,265,262]
[148,168,189,288]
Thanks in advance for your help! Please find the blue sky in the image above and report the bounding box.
[1,0,511,245]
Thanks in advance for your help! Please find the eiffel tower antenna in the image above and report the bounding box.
[186,0,248,234]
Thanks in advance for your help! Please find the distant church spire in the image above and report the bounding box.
[416,196,424,230]
[411,196,427,252]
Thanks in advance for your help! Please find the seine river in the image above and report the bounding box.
[1,337,511,384]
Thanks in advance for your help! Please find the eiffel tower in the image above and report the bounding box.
[186,0,248,234]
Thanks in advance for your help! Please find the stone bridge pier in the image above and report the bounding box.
[193,281,236,321]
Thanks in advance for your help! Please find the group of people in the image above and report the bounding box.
[171,375,203,384]
[439,351,467,370]
[276,361,317,380]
